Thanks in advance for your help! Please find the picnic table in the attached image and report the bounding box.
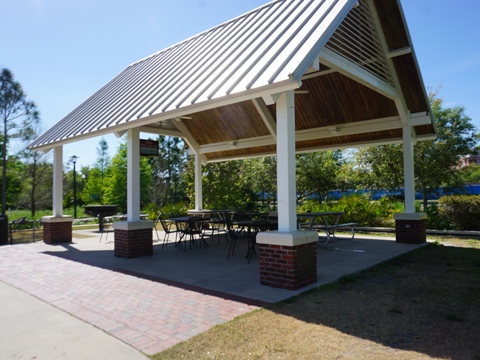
[297,212,357,245]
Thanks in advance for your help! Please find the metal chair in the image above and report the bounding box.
[99,215,113,243]
[248,220,272,263]
[206,212,228,244]
[155,215,180,249]
[179,217,208,251]
[226,214,247,259]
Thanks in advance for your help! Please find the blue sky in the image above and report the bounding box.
[1,0,479,168]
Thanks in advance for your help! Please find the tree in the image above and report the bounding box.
[244,157,277,209]
[459,163,480,183]
[412,94,477,206]
[354,145,404,196]
[81,139,111,204]
[103,142,152,213]
[148,136,186,207]
[18,122,52,216]
[354,93,478,207]
[0,68,39,214]
[296,151,342,203]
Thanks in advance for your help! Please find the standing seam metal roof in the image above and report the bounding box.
[30,0,357,149]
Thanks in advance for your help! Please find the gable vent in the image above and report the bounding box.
[326,0,395,87]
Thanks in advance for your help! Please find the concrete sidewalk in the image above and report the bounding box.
[0,281,146,359]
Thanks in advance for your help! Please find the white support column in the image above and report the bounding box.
[194,153,203,211]
[127,128,141,222]
[52,146,63,217]
[403,125,416,213]
[276,90,297,232]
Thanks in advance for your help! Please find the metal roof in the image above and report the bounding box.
[30,0,436,160]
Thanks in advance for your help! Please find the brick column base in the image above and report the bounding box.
[259,242,317,290]
[113,221,154,258]
[394,213,427,244]
[42,216,73,244]
[257,231,318,290]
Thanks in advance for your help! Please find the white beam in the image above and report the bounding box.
[198,115,406,154]
[194,153,203,211]
[138,125,183,138]
[276,90,297,232]
[127,128,141,222]
[172,118,208,163]
[319,48,399,100]
[402,125,416,213]
[410,112,431,126]
[252,98,276,139]
[52,146,63,217]
[387,47,412,59]
[262,93,281,106]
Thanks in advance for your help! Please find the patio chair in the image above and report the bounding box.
[179,217,208,251]
[155,215,180,249]
[233,211,250,236]
[226,214,248,259]
[99,215,113,243]
[248,220,272,263]
[205,212,228,244]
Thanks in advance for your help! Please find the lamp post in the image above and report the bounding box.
[71,155,78,219]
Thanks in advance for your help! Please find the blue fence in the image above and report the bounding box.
[306,184,480,201]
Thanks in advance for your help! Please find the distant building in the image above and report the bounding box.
[459,153,480,168]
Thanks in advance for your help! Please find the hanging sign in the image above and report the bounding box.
[140,139,159,157]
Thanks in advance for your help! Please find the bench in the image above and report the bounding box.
[313,222,357,245]
[9,217,34,244]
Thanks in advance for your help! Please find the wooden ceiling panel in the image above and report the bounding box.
[294,73,398,130]
[184,102,270,145]
[371,0,409,52]
[392,56,430,113]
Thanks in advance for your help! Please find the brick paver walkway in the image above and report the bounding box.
[0,245,261,355]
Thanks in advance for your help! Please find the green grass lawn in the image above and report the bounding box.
[153,237,480,360]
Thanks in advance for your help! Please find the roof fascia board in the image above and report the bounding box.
[30,79,300,152]
[290,0,358,82]
[319,48,399,100]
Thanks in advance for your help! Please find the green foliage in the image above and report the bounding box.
[423,203,453,230]
[148,136,187,207]
[459,164,480,183]
[297,194,403,227]
[353,93,479,208]
[0,159,23,210]
[296,151,342,204]
[439,195,480,231]
[159,202,189,218]
[103,142,153,213]
[243,157,277,210]
[0,68,40,215]
[189,159,259,211]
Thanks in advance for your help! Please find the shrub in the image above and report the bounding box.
[423,203,453,230]
[159,202,189,218]
[439,195,480,231]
